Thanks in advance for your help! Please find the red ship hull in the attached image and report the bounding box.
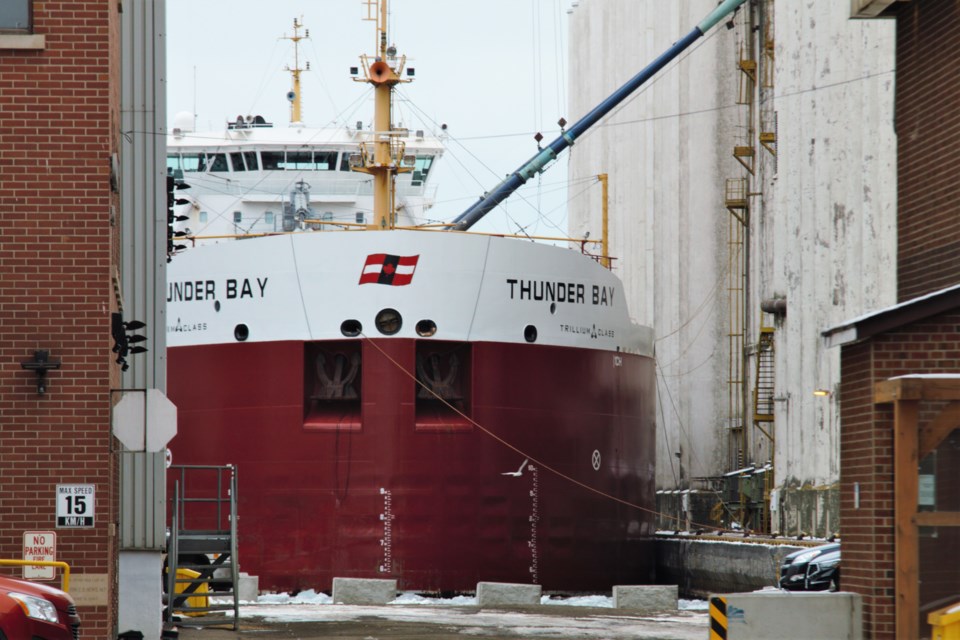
[167,337,655,593]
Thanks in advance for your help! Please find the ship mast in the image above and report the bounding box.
[354,0,413,229]
[282,18,310,124]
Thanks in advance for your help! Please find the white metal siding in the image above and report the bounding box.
[119,0,168,550]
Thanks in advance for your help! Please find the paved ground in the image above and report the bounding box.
[173,603,708,639]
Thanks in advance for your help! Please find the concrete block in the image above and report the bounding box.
[710,591,863,640]
[613,585,677,612]
[656,538,805,597]
[237,572,259,602]
[332,578,397,605]
[477,582,541,607]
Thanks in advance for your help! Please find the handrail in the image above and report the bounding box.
[185,227,602,245]
[0,559,71,592]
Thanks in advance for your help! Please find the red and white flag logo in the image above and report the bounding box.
[359,253,420,286]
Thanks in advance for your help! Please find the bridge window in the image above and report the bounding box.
[411,156,434,187]
[166,155,183,177]
[261,151,284,171]
[206,153,228,172]
[259,150,338,171]
[230,152,246,171]
[314,151,338,170]
[285,151,313,170]
[180,153,203,172]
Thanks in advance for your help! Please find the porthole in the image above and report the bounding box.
[549,302,557,315]
[524,325,538,343]
[340,319,362,337]
[375,308,402,336]
[234,324,250,342]
[416,319,437,337]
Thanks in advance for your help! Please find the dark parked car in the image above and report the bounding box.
[779,543,840,592]
[0,574,80,639]
[803,546,841,591]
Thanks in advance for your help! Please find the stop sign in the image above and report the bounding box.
[112,388,177,452]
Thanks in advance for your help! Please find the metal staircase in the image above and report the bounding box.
[752,324,776,532]
[165,464,239,630]
[753,326,776,423]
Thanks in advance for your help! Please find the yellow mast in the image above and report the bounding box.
[354,0,413,229]
[598,173,610,268]
[282,18,310,124]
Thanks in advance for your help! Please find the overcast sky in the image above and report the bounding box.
[166,0,578,236]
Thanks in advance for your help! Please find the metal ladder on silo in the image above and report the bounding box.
[753,326,776,424]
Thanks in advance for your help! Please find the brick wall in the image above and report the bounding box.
[840,341,893,639]
[0,1,119,636]
[840,311,960,639]
[896,0,960,300]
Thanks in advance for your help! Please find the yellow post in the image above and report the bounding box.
[709,596,728,639]
[598,173,610,268]
[371,0,394,229]
[353,0,413,230]
[372,78,394,229]
[281,18,310,124]
[0,559,71,592]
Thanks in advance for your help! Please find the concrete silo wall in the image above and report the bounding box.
[567,0,895,536]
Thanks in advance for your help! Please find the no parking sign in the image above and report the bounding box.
[23,531,56,580]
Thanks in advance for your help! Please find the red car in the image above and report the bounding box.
[0,574,80,639]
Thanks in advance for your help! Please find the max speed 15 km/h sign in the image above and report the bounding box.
[56,484,95,528]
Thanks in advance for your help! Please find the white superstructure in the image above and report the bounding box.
[166,115,445,243]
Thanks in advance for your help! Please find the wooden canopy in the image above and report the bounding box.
[874,376,960,638]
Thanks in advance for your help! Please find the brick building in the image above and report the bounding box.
[828,1,960,638]
[892,0,960,300]
[828,298,960,638]
[0,0,121,637]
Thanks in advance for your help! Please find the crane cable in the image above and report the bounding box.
[360,332,738,534]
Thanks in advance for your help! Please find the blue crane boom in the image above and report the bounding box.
[450,0,748,232]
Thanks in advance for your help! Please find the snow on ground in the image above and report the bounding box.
[243,590,708,611]
[210,591,709,639]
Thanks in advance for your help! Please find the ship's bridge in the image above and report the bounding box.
[165,124,445,239]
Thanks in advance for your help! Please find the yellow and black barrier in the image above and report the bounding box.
[709,595,728,640]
